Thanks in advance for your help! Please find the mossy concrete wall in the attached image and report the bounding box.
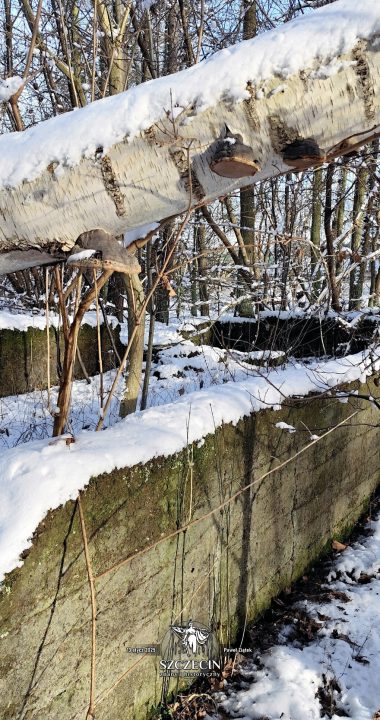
[212,315,379,357]
[0,325,122,397]
[0,379,379,719]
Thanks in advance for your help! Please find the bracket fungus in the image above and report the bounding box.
[282,137,326,171]
[68,229,141,274]
[209,126,260,179]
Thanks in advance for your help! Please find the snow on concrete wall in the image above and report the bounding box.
[0,378,379,720]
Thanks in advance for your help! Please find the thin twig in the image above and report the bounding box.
[93,269,104,412]
[78,494,97,720]
[45,268,51,412]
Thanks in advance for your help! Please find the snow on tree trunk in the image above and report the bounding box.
[0,2,379,256]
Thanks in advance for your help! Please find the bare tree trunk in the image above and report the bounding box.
[359,146,377,305]
[280,173,292,310]
[119,272,145,416]
[349,163,367,310]
[140,242,155,411]
[190,230,198,317]
[165,4,179,74]
[373,267,380,306]
[54,270,112,435]
[334,160,348,275]
[196,218,210,316]
[324,163,341,312]
[94,3,148,420]
[178,0,194,66]
[239,1,257,273]
[369,221,380,308]
[310,167,322,299]
[237,0,257,317]
[335,163,348,238]
[155,222,176,324]
[107,272,125,322]
[240,188,257,271]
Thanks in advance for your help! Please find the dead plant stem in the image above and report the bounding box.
[78,494,97,720]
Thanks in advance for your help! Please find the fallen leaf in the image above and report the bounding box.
[332,540,347,552]
[48,433,75,447]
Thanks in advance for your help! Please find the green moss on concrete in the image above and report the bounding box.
[181,321,213,346]
[0,324,122,397]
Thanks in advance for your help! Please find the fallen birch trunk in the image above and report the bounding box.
[0,1,379,273]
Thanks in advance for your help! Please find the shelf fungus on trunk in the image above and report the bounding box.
[209,127,260,179]
[282,137,326,171]
[67,229,141,274]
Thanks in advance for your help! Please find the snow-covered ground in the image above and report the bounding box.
[0,341,240,448]
[1,338,378,449]
[216,510,380,720]
[219,308,380,325]
[0,305,202,343]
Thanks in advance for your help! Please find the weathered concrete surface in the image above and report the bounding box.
[212,314,380,357]
[0,324,122,397]
[0,379,379,719]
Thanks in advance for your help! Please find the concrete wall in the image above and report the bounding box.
[0,325,122,397]
[0,379,379,720]
[212,315,380,357]
[1,314,378,396]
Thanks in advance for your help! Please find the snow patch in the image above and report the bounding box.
[0,308,119,332]
[275,421,296,433]
[123,222,160,248]
[67,248,96,263]
[0,76,23,102]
